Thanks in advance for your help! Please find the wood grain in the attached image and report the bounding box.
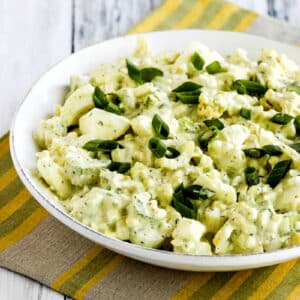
[0,0,72,299]
[73,0,163,50]
[0,0,300,299]
[0,0,72,137]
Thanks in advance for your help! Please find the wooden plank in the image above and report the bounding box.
[0,0,72,137]
[274,0,300,28]
[232,0,268,14]
[0,268,63,300]
[73,0,163,50]
[232,0,300,27]
[0,0,72,299]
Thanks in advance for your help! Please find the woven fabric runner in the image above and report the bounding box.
[1,1,300,299]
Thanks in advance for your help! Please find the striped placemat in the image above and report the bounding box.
[1,1,300,299]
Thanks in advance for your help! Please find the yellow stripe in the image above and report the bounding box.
[248,259,298,300]
[0,136,9,159]
[286,284,300,300]
[171,272,215,300]
[210,270,254,300]
[0,167,17,191]
[234,11,258,32]
[174,0,212,29]
[206,3,240,29]
[74,255,124,300]
[0,207,48,252]
[0,189,31,222]
[127,0,182,34]
[51,245,103,290]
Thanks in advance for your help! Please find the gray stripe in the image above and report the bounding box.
[85,258,194,300]
[0,216,94,285]
[247,16,300,45]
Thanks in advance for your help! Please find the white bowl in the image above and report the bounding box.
[10,30,300,271]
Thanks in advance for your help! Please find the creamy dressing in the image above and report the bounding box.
[34,39,300,255]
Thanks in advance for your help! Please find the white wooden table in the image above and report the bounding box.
[1,0,299,299]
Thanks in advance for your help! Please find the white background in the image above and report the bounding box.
[0,0,300,299]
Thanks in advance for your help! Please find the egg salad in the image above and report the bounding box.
[34,38,300,255]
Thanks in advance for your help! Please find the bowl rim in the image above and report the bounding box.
[9,29,300,270]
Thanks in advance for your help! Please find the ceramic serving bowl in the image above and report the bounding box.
[10,30,300,271]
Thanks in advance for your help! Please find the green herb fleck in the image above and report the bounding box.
[232,80,267,97]
[126,59,143,84]
[172,81,201,93]
[126,59,163,84]
[198,126,218,149]
[165,147,180,159]
[244,148,265,158]
[267,159,292,188]
[204,118,224,130]
[93,87,122,114]
[140,67,163,82]
[148,137,167,158]
[191,52,205,70]
[108,162,131,174]
[240,108,251,120]
[206,61,224,74]
[184,185,215,200]
[262,145,282,156]
[93,87,108,109]
[294,116,300,136]
[270,113,293,125]
[152,114,170,139]
[83,140,122,153]
[245,167,260,186]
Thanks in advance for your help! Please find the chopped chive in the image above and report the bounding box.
[270,113,293,125]
[126,59,142,84]
[262,145,282,156]
[152,114,170,139]
[107,93,121,104]
[172,184,197,219]
[172,81,201,104]
[204,118,224,130]
[176,90,201,104]
[83,140,122,153]
[140,67,163,82]
[267,159,292,188]
[172,197,197,219]
[206,61,224,74]
[108,162,131,174]
[172,81,201,93]
[184,185,215,200]
[244,148,265,158]
[294,116,300,136]
[126,60,163,84]
[191,52,205,70]
[289,143,300,153]
[93,87,108,109]
[244,167,260,186]
[93,87,122,115]
[148,137,167,158]
[232,80,267,97]
[244,145,283,158]
[165,147,180,158]
[173,183,185,202]
[240,108,251,120]
[105,102,122,115]
[198,126,218,149]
